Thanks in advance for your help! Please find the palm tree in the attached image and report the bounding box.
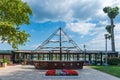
[103,6,119,52]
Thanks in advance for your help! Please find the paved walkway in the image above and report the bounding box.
[0,65,120,80]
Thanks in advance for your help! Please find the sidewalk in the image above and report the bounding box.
[0,65,120,80]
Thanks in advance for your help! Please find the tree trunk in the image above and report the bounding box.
[110,19,115,52]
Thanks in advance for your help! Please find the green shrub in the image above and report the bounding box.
[108,57,120,65]
[1,58,10,63]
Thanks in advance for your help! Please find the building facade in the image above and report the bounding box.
[0,50,118,65]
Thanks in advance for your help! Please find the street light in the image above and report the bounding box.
[83,44,86,64]
[104,34,108,71]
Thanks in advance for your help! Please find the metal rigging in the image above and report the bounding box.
[35,27,83,53]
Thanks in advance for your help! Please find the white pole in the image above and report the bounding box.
[104,34,108,71]
[84,44,86,64]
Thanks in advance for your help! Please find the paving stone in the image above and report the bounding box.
[0,65,120,80]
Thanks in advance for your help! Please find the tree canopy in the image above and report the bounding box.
[0,0,32,49]
[103,6,119,19]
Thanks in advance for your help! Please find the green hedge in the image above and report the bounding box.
[108,57,120,65]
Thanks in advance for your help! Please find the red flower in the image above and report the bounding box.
[45,70,55,76]
[45,69,78,76]
[66,70,78,75]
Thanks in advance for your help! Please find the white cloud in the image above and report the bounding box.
[114,23,120,51]
[101,0,120,7]
[99,20,109,25]
[24,0,120,23]
[87,33,111,51]
[23,0,99,22]
[66,21,96,35]
[84,23,120,51]
[23,0,120,51]
[24,0,75,22]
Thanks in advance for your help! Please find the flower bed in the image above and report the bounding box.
[45,69,78,76]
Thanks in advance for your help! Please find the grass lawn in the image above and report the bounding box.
[91,66,120,78]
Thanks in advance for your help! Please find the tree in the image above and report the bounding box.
[0,0,32,49]
[103,6,119,52]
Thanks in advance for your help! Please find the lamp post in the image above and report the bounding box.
[84,44,86,64]
[104,34,108,71]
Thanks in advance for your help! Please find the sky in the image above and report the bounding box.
[0,0,120,51]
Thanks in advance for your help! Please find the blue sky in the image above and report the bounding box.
[1,0,120,51]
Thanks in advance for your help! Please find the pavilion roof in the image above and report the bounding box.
[0,50,13,54]
[12,50,118,54]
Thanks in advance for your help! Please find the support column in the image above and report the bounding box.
[77,54,79,60]
[73,54,74,60]
[89,54,91,63]
[95,54,97,65]
[12,53,15,63]
[67,51,69,60]
[38,54,40,60]
[100,53,102,65]
[59,27,62,61]
[31,54,33,60]
[43,54,44,60]
[49,51,51,60]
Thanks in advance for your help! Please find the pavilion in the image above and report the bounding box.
[0,28,118,67]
